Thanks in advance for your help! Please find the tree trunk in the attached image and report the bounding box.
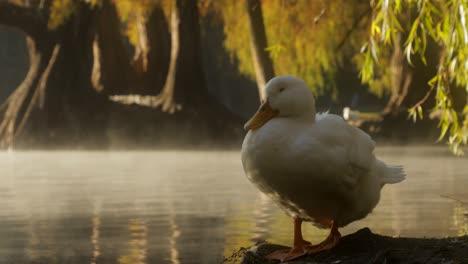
[246,0,275,101]
[0,2,108,148]
[381,33,439,118]
[92,0,170,95]
[146,0,243,141]
[152,2,181,113]
[377,33,440,140]
[141,5,171,94]
[153,0,213,112]
[92,0,136,94]
[0,37,53,146]
[382,33,413,116]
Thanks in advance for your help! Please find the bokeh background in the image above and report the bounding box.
[0,1,467,264]
[0,0,466,151]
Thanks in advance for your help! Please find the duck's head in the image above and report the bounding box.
[244,75,316,130]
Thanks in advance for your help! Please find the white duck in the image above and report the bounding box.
[241,75,405,262]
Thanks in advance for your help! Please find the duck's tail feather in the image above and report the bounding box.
[315,110,330,121]
[382,165,406,184]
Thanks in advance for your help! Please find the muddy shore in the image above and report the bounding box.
[237,228,468,264]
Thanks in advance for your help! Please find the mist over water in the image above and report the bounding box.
[0,147,466,264]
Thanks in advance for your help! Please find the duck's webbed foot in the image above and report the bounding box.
[265,239,311,262]
[265,220,341,262]
[305,221,341,254]
[265,217,312,262]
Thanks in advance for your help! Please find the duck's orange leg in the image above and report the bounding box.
[305,220,341,254]
[265,218,311,262]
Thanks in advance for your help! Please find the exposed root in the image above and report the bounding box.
[0,83,33,147]
[15,45,60,139]
[109,94,182,114]
[0,44,59,148]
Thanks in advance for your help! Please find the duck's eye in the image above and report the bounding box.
[279,87,285,93]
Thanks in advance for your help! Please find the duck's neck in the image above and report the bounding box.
[293,109,316,124]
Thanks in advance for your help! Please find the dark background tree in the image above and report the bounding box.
[0,0,466,152]
[92,0,136,95]
[245,0,275,101]
[0,1,107,148]
[0,0,245,148]
[92,0,170,95]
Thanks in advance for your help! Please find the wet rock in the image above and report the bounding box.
[240,228,468,264]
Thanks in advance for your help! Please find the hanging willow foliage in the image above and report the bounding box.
[48,0,170,47]
[217,0,467,155]
[364,0,468,155]
[215,0,370,97]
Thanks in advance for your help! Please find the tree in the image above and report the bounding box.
[151,0,239,117]
[97,0,171,95]
[245,0,275,100]
[217,0,370,96]
[362,0,468,154]
[0,0,244,148]
[0,1,108,148]
[217,0,467,154]
[92,0,136,94]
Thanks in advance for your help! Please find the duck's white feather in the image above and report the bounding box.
[242,112,405,228]
[242,75,405,229]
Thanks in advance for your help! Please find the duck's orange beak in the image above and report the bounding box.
[244,99,279,130]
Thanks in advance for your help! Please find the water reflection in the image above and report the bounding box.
[168,214,180,264]
[453,202,468,236]
[0,148,466,264]
[118,219,147,264]
[91,211,100,264]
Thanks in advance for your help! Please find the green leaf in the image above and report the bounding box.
[428,75,438,87]
[395,0,401,13]
[404,42,414,65]
[408,108,417,123]
[438,122,449,141]
[417,106,424,120]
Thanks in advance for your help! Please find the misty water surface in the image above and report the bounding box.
[0,147,467,264]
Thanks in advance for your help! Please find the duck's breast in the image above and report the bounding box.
[241,121,345,223]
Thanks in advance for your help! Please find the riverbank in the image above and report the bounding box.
[238,228,468,264]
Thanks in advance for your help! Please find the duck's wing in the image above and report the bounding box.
[317,113,374,167]
[294,114,375,190]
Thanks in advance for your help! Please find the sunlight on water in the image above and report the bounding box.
[0,147,466,263]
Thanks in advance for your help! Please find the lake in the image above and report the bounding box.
[0,147,467,263]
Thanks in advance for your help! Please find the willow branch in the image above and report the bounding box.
[313,0,327,24]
